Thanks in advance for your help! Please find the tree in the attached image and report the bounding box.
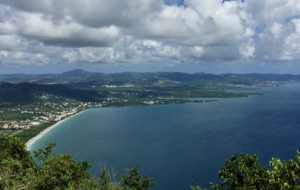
[192,152,300,190]
[90,169,124,190]
[121,165,156,190]
[33,142,92,189]
[0,137,37,189]
[0,137,156,190]
[0,136,35,168]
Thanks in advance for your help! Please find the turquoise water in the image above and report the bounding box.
[30,83,300,189]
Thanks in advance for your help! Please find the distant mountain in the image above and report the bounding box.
[61,69,94,76]
[0,70,300,87]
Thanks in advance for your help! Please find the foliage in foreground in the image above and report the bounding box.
[0,137,155,190]
[2,136,300,190]
[192,153,300,190]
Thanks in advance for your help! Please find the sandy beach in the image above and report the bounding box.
[25,110,88,150]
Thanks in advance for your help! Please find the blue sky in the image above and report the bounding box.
[0,0,300,74]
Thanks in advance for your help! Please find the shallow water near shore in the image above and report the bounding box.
[30,82,300,189]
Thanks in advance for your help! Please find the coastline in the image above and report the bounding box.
[25,109,89,150]
[24,100,207,150]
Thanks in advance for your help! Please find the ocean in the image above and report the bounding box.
[29,82,300,189]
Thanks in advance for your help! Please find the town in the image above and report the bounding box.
[0,91,215,139]
[0,94,98,135]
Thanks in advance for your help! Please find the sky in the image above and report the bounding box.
[0,0,300,74]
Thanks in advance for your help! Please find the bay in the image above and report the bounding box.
[29,82,300,189]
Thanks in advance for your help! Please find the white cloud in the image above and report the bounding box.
[0,8,121,47]
[270,22,283,39]
[0,0,300,71]
[135,1,246,46]
[1,0,162,28]
[239,39,255,58]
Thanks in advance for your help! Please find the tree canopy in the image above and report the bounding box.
[2,136,300,189]
[0,137,155,190]
[192,152,300,190]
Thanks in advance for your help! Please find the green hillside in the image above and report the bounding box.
[0,82,105,106]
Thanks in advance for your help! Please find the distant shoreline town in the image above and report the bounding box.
[1,94,101,131]
[0,91,214,143]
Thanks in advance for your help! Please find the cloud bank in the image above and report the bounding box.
[0,0,300,72]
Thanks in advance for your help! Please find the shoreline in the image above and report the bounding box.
[24,101,205,150]
[22,97,245,150]
[24,98,237,150]
[25,109,89,150]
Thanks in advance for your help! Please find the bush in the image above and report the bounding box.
[0,137,155,190]
[192,152,300,190]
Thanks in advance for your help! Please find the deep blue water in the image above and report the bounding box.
[29,83,300,189]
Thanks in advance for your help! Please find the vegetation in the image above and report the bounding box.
[0,137,155,190]
[15,121,56,142]
[0,69,292,86]
[1,70,273,107]
[192,153,300,190]
[2,136,300,189]
[0,82,104,106]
